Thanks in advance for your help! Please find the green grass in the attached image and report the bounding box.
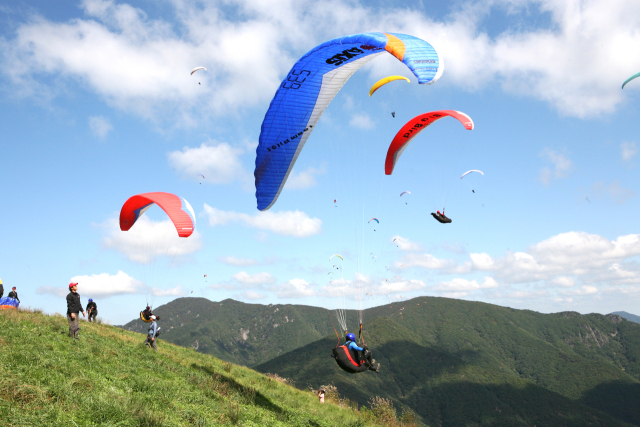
[0,308,386,426]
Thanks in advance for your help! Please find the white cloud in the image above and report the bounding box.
[539,148,572,185]
[396,253,453,270]
[167,142,249,185]
[592,181,635,204]
[88,115,113,139]
[272,278,316,298]
[37,270,143,298]
[218,256,259,266]
[3,0,639,121]
[552,276,576,287]
[321,275,426,298]
[560,285,598,296]
[232,271,275,286]
[101,216,202,263]
[621,141,637,162]
[238,290,267,300]
[151,285,185,296]
[433,277,499,293]
[391,236,422,252]
[349,113,374,129]
[285,166,325,190]
[202,204,322,237]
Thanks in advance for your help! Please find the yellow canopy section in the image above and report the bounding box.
[369,75,410,97]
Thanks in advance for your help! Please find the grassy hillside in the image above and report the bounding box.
[0,308,397,427]
[256,297,640,427]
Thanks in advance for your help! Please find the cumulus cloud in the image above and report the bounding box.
[349,113,374,129]
[321,275,426,298]
[203,204,322,237]
[539,148,572,185]
[88,115,113,139]
[4,0,639,121]
[167,142,250,185]
[238,290,267,300]
[391,236,422,252]
[433,277,499,293]
[396,253,453,270]
[151,285,185,296]
[218,256,259,266]
[592,181,635,204]
[621,141,637,162]
[272,278,316,298]
[560,285,598,296]
[285,166,325,190]
[37,270,143,298]
[232,271,275,286]
[101,216,202,263]
[467,232,640,286]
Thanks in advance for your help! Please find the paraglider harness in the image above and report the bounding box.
[331,324,373,374]
[140,307,160,323]
[431,210,452,224]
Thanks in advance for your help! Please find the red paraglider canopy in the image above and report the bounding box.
[385,110,474,175]
[119,192,196,238]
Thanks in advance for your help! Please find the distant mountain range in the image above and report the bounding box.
[611,311,640,325]
[121,297,640,426]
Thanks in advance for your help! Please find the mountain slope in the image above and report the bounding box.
[121,297,367,366]
[0,308,385,426]
[611,311,640,324]
[256,298,640,427]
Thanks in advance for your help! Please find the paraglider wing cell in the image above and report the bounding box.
[385,110,474,175]
[369,75,410,97]
[120,192,196,238]
[622,72,640,89]
[191,67,207,75]
[255,32,444,211]
[460,170,483,179]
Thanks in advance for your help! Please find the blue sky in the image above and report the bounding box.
[1,0,639,326]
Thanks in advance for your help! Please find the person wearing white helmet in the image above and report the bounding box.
[144,315,161,351]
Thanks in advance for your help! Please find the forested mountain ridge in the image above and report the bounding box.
[121,297,640,426]
[256,298,640,426]
[612,311,640,324]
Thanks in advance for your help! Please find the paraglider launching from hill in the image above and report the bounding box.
[254,32,444,211]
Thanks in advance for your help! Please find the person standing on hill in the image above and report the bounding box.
[0,278,4,298]
[318,389,325,404]
[86,298,98,322]
[66,283,85,339]
[145,315,160,352]
[8,287,20,303]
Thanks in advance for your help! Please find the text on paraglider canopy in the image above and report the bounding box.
[402,115,441,138]
[282,70,311,90]
[267,126,313,152]
[326,48,365,66]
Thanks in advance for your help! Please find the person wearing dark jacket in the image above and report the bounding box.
[66,283,85,339]
[86,299,98,322]
[7,287,20,303]
[0,278,4,298]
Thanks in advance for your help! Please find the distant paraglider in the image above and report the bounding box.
[460,170,483,193]
[369,76,410,97]
[190,67,207,75]
[385,110,474,175]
